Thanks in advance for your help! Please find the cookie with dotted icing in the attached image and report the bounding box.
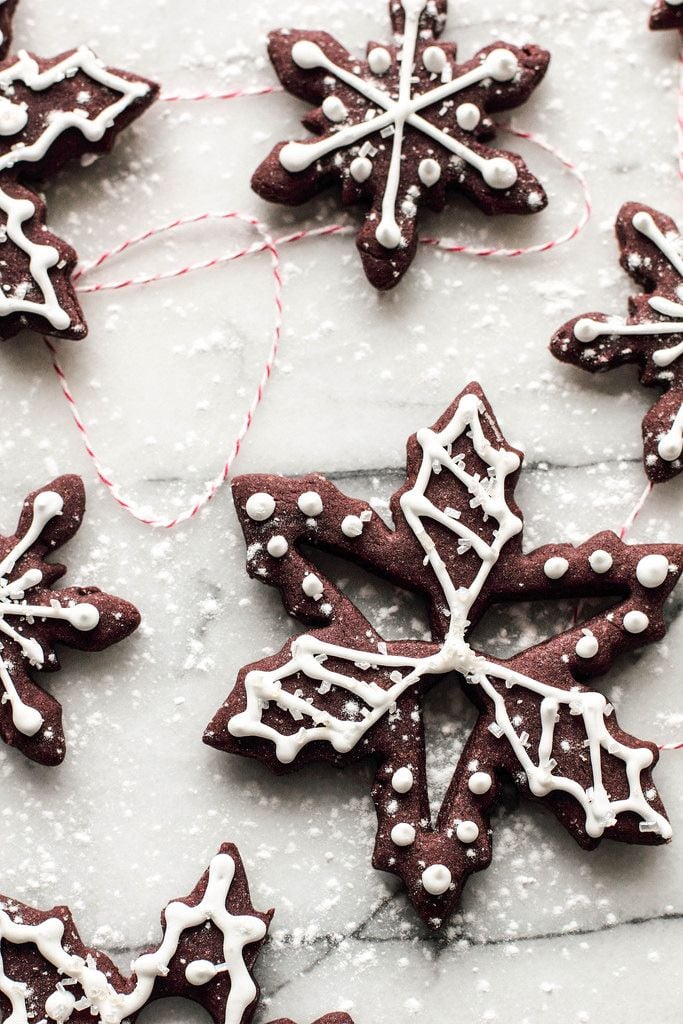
[0,474,140,766]
[551,202,683,485]
[0,843,353,1024]
[205,383,682,929]
[251,0,550,290]
[0,2,158,341]
[650,0,683,30]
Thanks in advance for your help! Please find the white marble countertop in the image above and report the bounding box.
[1,0,682,1022]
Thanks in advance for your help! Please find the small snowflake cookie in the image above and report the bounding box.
[551,202,683,484]
[251,0,550,290]
[0,475,140,765]
[0,0,158,341]
[205,383,682,929]
[0,842,353,1024]
[650,0,683,30]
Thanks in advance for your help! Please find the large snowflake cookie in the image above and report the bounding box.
[551,202,683,484]
[251,0,550,290]
[0,842,353,1024]
[650,0,683,30]
[0,0,158,341]
[205,384,682,929]
[0,475,140,766]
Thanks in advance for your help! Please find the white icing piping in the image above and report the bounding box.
[0,491,99,737]
[658,402,683,462]
[280,0,519,250]
[0,47,151,330]
[229,395,670,842]
[0,853,267,1024]
[574,212,683,368]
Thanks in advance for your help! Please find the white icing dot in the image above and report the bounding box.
[375,220,402,249]
[391,766,414,793]
[455,102,480,131]
[624,610,650,634]
[368,46,391,75]
[65,602,100,631]
[185,960,218,986]
[482,157,518,190]
[423,45,447,74]
[245,492,275,522]
[575,631,599,659]
[0,96,27,136]
[589,549,613,574]
[291,40,325,70]
[421,863,452,895]
[574,318,601,343]
[468,771,492,795]
[34,491,64,518]
[418,158,441,187]
[302,572,324,598]
[636,554,670,589]
[632,210,654,234]
[484,48,519,82]
[266,535,288,558]
[391,822,416,847]
[45,990,76,1023]
[297,490,324,516]
[350,156,373,182]
[13,703,43,737]
[544,556,569,580]
[456,820,479,844]
[341,514,364,537]
[322,95,347,123]
[659,431,682,462]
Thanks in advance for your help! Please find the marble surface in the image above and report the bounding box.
[1,0,683,1022]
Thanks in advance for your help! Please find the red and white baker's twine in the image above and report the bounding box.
[48,89,591,529]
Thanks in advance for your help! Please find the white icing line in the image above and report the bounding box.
[0,47,151,330]
[0,492,99,736]
[574,213,683,362]
[653,338,683,367]
[281,0,519,249]
[633,209,683,277]
[229,395,669,842]
[0,853,267,1024]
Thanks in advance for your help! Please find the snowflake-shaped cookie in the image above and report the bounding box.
[650,0,683,30]
[0,842,353,1024]
[252,0,550,289]
[0,0,158,341]
[206,384,682,929]
[0,474,140,766]
[551,202,683,484]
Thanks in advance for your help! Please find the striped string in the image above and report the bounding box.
[49,116,590,529]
